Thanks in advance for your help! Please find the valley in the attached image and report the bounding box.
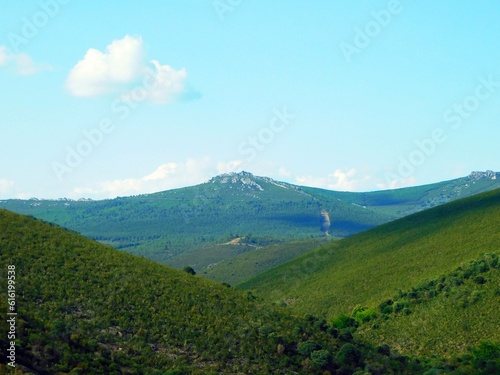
[0,173,499,374]
[0,170,498,277]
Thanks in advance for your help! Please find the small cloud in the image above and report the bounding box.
[66,35,194,104]
[0,45,51,75]
[143,163,178,181]
[66,35,144,96]
[135,59,188,104]
[73,157,234,198]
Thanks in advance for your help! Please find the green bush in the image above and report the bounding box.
[474,275,486,284]
[297,340,320,356]
[472,341,500,361]
[182,265,196,275]
[378,299,393,312]
[381,305,393,315]
[336,343,362,366]
[310,349,331,368]
[331,314,355,329]
[352,306,377,323]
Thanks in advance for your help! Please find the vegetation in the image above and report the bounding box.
[0,187,499,373]
[179,237,334,285]
[238,189,500,321]
[0,171,497,268]
[167,234,279,275]
[0,209,436,374]
[356,253,500,358]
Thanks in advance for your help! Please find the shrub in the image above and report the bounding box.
[182,266,196,275]
[381,305,393,315]
[393,302,404,313]
[313,318,328,332]
[477,262,490,273]
[377,344,391,356]
[472,341,500,361]
[339,329,354,342]
[378,299,393,312]
[331,314,355,329]
[297,340,320,356]
[352,306,377,323]
[474,275,486,284]
[310,349,331,368]
[336,343,362,366]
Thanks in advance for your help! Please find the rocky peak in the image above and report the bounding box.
[468,170,498,181]
[209,171,265,191]
[208,171,298,193]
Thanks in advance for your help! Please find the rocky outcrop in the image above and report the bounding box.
[468,170,498,181]
[320,209,331,236]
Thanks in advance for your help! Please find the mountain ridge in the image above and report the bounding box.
[0,170,498,268]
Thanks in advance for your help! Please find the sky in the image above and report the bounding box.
[1,0,499,199]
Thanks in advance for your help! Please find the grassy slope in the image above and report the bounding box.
[201,238,335,285]
[238,189,500,321]
[0,209,425,375]
[354,253,499,358]
[167,241,259,272]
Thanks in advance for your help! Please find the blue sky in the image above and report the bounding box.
[1,0,499,199]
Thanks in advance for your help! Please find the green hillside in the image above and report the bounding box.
[0,172,389,264]
[0,171,498,267]
[302,169,500,217]
[0,209,436,374]
[238,189,500,324]
[355,253,499,358]
[199,237,335,285]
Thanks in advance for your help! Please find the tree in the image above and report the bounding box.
[182,266,196,275]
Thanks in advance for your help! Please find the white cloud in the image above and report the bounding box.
[73,157,231,199]
[295,169,372,191]
[143,163,178,181]
[0,179,14,194]
[66,35,143,96]
[143,60,188,104]
[0,45,51,75]
[66,35,190,104]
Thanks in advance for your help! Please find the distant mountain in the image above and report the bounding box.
[0,170,498,266]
